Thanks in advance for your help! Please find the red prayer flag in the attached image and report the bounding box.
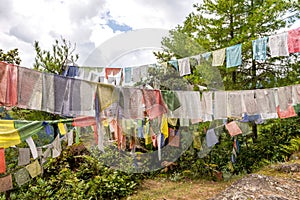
[0,148,6,174]
[288,27,300,54]
[105,68,122,79]
[225,121,242,137]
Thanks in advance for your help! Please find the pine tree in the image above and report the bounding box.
[34,37,79,75]
[159,0,300,90]
[0,48,21,65]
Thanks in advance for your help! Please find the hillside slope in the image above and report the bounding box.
[128,160,300,200]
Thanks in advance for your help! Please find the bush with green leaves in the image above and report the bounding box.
[161,117,300,181]
[1,143,143,200]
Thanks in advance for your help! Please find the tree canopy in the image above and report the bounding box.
[34,37,79,75]
[157,0,300,90]
[0,48,21,65]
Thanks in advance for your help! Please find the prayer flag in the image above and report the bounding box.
[0,175,13,192]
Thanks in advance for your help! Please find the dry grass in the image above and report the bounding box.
[256,159,300,180]
[126,160,300,200]
[126,178,234,200]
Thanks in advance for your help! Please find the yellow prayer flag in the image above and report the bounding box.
[58,122,67,135]
[161,115,168,140]
[0,120,21,148]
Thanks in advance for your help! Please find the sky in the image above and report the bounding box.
[1,0,299,68]
[0,0,199,68]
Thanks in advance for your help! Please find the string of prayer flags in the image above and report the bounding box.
[201,52,211,61]
[225,121,242,137]
[67,130,74,146]
[292,85,300,104]
[105,68,122,79]
[212,48,226,67]
[0,174,13,192]
[167,91,202,119]
[120,87,144,119]
[52,135,62,158]
[25,136,38,159]
[160,115,169,140]
[18,148,30,166]
[226,44,242,68]
[96,83,118,112]
[168,128,180,147]
[233,138,240,153]
[75,128,80,144]
[61,78,81,116]
[178,57,191,76]
[214,91,228,119]
[201,91,213,122]
[231,148,237,163]
[193,131,202,150]
[14,168,31,186]
[236,121,253,135]
[288,27,300,54]
[0,120,21,148]
[42,72,55,113]
[25,160,42,178]
[42,147,51,164]
[124,67,132,83]
[53,75,68,114]
[58,122,67,135]
[0,62,9,106]
[37,147,43,158]
[142,89,168,119]
[161,90,181,111]
[190,54,201,65]
[0,148,5,174]
[80,81,97,117]
[0,62,18,107]
[168,60,179,71]
[255,89,277,119]
[227,91,243,118]
[241,90,257,115]
[206,129,218,147]
[19,66,43,110]
[276,105,297,119]
[277,86,293,111]
[268,32,289,57]
[42,122,53,135]
[252,37,268,61]
[157,133,162,161]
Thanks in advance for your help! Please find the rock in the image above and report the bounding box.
[210,174,300,200]
[275,163,300,173]
[289,152,300,161]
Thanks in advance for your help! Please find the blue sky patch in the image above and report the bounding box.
[107,19,132,33]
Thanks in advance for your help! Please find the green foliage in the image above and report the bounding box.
[8,107,61,121]
[158,0,300,90]
[0,48,21,65]
[135,66,191,90]
[34,37,79,75]
[158,117,300,181]
[281,136,300,154]
[148,0,300,182]
[2,144,143,200]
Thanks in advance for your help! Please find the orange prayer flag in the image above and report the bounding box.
[0,148,6,174]
[225,121,242,137]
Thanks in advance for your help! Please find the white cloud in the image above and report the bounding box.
[0,0,200,67]
[105,0,198,29]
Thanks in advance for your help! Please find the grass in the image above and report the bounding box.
[126,177,235,200]
[256,159,300,180]
[126,159,300,200]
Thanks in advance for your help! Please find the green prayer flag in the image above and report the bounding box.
[161,90,181,111]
